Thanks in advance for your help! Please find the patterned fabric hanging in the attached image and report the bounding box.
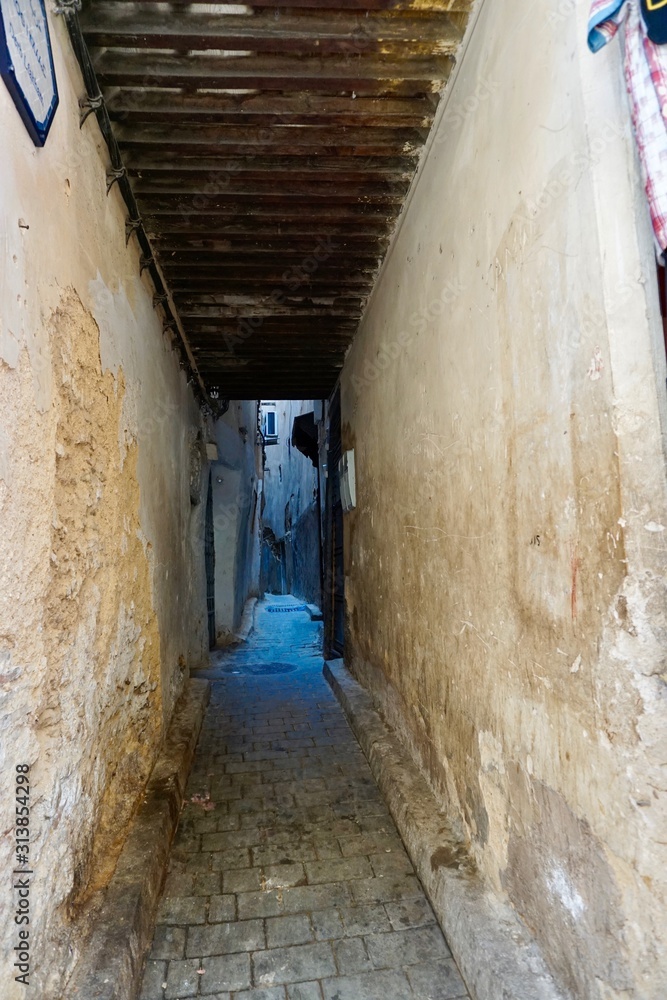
[589,0,667,257]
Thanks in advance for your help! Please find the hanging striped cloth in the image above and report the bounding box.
[589,0,667,257]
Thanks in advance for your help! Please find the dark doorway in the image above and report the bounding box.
[324,387,345,658]
[204,471,216,649]
[656,264,667,390]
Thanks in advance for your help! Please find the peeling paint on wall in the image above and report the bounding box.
[42,290,162,907]
[504,782,633,997]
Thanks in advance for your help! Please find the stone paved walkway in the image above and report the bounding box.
[139,596,471,1000]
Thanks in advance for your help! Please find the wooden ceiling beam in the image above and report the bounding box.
[203,373,343,384]
[121,142,423,159]
[160,268,376,280]
[132,173,411,192]
[155,246,387,262]
[80,7,462,55]
[168,282,372,295]
[144,203,399,221]
[194,347,351,358]
[192,333,355,345]
[160,261,375,274]
[197,369,345,379]
[181,313,359,325]
[125,142,421,158]
[199,364,346,375]
[156,239,387,254]
[143,219,389,237]
[92,51,453,95]
[196,335,351,343]
[126,154,415,176]
[157,242,381,255]
[157,242,384,255]
[159,256,376,268]
[163,269,373,282]
[157,255,381,269]
[136,182,408,204]
[179,304,361,318]
[171,290,370,302]
[178,295,364,307]
[200,350,349,358]
[181,321,358,334]
[133,177,409,200]
[117,124,426,149]
[196,356,347,366]
[106,90,436,128]
[90,0,472,12]
[172,293,368,306]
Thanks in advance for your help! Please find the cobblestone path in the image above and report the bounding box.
[138,596,471,1000]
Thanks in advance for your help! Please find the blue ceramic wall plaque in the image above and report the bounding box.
[0,0,59,146]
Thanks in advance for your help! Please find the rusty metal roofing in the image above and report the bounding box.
[75,1,470,399]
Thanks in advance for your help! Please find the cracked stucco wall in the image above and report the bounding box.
[0,13,208,999]
[340,1,667,998]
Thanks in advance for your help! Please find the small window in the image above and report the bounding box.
[261,402,279,445]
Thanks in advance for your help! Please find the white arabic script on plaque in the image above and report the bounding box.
[4,0,56,129]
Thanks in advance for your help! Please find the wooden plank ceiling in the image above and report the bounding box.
[79,0,470,399]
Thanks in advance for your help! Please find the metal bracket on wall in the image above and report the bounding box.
[125,217,142,246]
[106,166,126,194]
[51,0,82,14]
[78,92,103,127]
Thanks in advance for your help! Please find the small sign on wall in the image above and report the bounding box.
[0,0,59,146]
[339,449,356,513]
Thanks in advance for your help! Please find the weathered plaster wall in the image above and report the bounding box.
[0,14,208,999]
[290,504,322,607]
[212,401,261,642]
[340,1,667,997]
[261,399,321,603]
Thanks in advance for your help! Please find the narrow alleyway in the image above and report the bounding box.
[138,596,470,1000]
